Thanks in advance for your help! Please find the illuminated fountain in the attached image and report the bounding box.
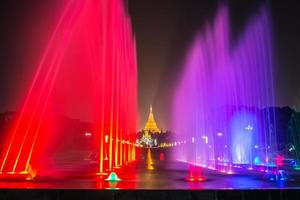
[0,0,137,179]
[172,5,277,175]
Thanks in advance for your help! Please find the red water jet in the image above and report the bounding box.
[0,0,137,179]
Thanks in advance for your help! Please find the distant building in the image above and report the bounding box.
[143,105,161,134]
[138,105,162,147]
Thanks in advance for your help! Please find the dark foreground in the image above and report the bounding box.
[0,151,300,199]
[0,189,299,200]
[1,159,300,189]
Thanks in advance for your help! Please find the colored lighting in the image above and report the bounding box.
[105,172,121,182]
[265,170,292,182]
[0,0,137,178]
[159,153,165,161]
[85,132,92,137]
[186,176,205,182]
[96,172,108,176]
[172,4,276,172]
[187,164,205,182]
[254,156,260,165]
[201,136,208,144]
[245,125,254,131]
[275,155,284,167]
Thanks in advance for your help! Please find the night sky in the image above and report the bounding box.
[0,0,300,130]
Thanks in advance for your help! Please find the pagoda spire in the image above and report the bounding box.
[143,105,161,134]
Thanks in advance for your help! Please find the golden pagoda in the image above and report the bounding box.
[143,105,161,134]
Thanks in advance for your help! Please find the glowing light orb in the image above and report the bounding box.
[105,172,121,182]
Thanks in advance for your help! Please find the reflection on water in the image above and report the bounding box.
[0,158,300,189]
[147,149,154,170]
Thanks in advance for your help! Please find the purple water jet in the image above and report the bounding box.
[172,5,277,172]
